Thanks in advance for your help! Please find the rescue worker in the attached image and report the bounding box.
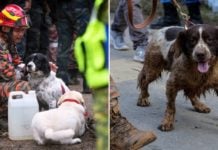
[0,4,58,116]
[0,4,30,115]
[55,0,93,87]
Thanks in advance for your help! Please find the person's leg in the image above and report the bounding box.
[69,8,90,87]
[56,2,74,85]
[110,77,156,149]
[150,0,181,29]
[111,0,129,50]
[56,19,72,84]
[56,1,91,85]
[185,0,203,24]
[39,13,50,55]
[25,2,44,57]
[123,0,149,62]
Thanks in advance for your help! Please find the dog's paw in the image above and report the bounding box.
[36,139,45,145]
[194,103,211,113]
[71,138,81,144]
[137,97,150,107]
[158,123,174,132]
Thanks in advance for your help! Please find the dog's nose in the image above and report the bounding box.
[27,64,32,69]
[196,52,206,61]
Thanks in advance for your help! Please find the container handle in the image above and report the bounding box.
[9,91,26,100]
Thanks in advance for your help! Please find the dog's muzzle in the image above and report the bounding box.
[193,47,211,73]
[26,61,36,72]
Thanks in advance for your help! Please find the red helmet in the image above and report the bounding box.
[0,4,29,28]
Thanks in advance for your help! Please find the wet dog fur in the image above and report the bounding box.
[138,25,218,131]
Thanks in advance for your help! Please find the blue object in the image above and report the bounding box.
[160,0,199,4]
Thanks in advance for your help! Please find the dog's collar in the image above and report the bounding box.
[62,99,81,105]
[61,99,88,117]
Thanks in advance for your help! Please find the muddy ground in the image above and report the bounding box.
[0,77,96,150]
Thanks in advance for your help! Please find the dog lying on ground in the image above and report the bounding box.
[31,90,87,145]
[25,53,70,110]
[138,24,218,131]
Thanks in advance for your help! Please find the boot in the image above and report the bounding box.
[110,98,156,150]
[150,3,181,29]
[187,3,203,24]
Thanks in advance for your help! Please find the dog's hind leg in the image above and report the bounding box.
[32,128,45,145]
[45,128,75,143]
[137,64,163,107]
[188,95,211,113]
[60,138,81,144]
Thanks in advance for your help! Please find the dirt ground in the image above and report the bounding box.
[0,77,96,150]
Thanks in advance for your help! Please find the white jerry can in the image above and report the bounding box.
[8,90,39,140]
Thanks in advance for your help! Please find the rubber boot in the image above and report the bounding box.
[150,3,181,29]
[187,3,203,24]
[110,98,156,150]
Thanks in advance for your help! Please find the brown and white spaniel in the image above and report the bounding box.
[138,24,218,131]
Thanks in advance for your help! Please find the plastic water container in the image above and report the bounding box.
[8,90,39,140]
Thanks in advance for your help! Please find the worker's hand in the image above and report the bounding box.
[49,62,58,73]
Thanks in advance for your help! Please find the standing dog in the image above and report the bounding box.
[138,25,218,131]
[25,53,70,110]
[31,90,87,145]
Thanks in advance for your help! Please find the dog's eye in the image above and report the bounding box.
[190,37,197,45]
[206,38,213,44]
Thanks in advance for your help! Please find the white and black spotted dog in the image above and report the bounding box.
[25,53,70,110]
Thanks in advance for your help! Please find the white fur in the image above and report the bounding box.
[15,63,25,80]
[28,70,70,109]
[26,53,70,109]
[31,91,86,145]
[148,26,183,59]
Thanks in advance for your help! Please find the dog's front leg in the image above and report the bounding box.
[159,79,178,131]
[188,95,211,113]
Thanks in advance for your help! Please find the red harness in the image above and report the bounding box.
[62,99,80,105]
[61,99,88,117]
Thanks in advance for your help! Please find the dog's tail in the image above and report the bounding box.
[45,128,75,141]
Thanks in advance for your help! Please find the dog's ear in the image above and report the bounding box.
[176,30,186,53]
[176,30,194,57]
[40,54,51,76]
[167,30,186,61]
[24,55,32,65]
